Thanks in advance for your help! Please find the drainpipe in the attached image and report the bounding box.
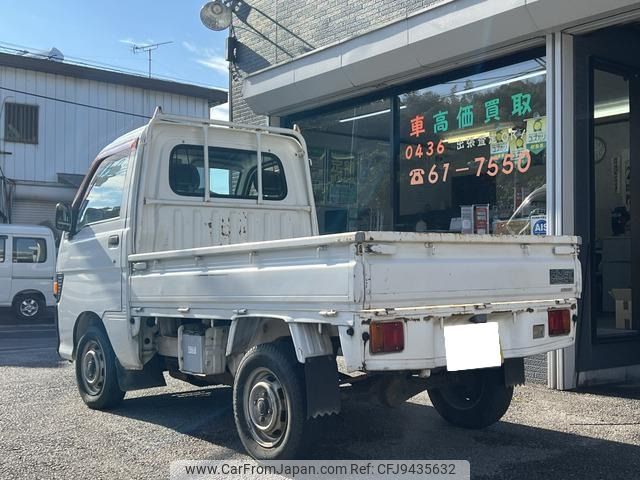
[0,95,16,222]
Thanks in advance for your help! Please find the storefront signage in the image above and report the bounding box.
[531,215,547,235]
[405,87,544,187]
[525,117,546,154]
[407,152,532,186]
[409,92,533,138]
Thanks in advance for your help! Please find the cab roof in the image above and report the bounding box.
[0,224,54,236]
[97,125,147,158]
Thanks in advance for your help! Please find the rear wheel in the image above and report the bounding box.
[427,368,513,429]
[233,342,314,460]
[75,326,125,410]
[14,293,45,321]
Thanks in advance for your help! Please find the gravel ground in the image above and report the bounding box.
[1,329,640,480]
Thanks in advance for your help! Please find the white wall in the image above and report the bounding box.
[0,65,210,183]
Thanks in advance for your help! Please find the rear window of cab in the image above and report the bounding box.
[169,145,287,201]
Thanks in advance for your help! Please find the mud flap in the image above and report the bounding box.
[116,355,167,391]
[503,357,525,386]
[304,355,341,418]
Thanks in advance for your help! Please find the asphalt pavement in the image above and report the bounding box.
[1,321,640,480]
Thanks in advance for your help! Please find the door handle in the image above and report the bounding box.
[108,235,120,248]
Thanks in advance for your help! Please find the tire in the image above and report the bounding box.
[427,368,513,429]
[233,342,314,460]
[13,293,45,321]
[75,326,125,410]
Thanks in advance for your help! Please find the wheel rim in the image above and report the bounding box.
[243,367,290,448]
[19,298,39,317]
[80,340,106,396]
[439,375,485,410]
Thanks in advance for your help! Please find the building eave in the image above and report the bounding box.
[242,0,640,117]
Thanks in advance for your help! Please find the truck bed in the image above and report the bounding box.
[128,231,581,323]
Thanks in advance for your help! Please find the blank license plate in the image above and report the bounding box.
[444,322,502,372]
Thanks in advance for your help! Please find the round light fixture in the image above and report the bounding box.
[200,1,233,31]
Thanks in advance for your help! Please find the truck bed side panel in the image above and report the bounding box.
[129,240,361,320]
[363,234,580,309]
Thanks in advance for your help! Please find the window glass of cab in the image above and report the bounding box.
[77,154,129,230]
[13,237,47,263]
[169,145,287,200]
[0,237,5,262]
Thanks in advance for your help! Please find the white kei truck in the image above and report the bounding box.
[54,110,581,460]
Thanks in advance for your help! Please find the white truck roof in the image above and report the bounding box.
[0,224,54,236]
[98,125,147,155]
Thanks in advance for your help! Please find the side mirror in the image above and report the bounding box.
[55,203,73,232]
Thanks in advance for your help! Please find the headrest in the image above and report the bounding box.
[262,170,284,197]
[171,163,200,193]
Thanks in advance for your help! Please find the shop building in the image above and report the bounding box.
[230,0,640,388]
[0,51,227,231]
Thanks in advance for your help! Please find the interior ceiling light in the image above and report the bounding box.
[455,70,546,96]
[594,99,629,119]
[339,105,406,123]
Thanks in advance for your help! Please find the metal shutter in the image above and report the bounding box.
[11,199,56,227]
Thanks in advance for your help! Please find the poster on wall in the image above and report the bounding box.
[531,214,547,235]
[490,129,510,156]
[328,151,357,204]
[308,147,327,203]
[525,116,546,154]
[612,152,631,209]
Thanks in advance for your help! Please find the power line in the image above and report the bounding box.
[0,86,151,119]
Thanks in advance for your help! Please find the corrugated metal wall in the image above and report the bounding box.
[0,65,210,184]
[11,199,56,226]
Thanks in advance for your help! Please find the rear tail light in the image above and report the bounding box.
[370,321,404,354]
[53,273,64,301]
[548,309,571,336]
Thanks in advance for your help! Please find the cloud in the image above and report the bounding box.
[119,38,156,47]
[210,102,229,121]
[182,41,197,53]
[181,41,228,74]
[196,56,228,74]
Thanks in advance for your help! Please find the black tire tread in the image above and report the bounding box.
[233,341,313,460]
[75,326,125,410]
[427,368,513,429]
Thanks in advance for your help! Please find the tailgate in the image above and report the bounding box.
[361,232,581,310]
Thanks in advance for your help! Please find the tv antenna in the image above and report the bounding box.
[132,41,173,78]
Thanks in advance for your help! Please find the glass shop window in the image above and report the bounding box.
[398,57,547,235]
[295,99,393,234]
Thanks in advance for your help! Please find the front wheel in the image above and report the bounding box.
[75,326,125,410]
[427,368,513,429]
[233,342,314,460]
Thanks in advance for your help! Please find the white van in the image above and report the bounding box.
[0,224,56,320]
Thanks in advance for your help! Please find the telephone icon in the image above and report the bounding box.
[409,168,425,185]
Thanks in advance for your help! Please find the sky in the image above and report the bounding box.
[0,0,230,110]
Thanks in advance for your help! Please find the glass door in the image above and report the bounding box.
[592,66,636,339]
[575,26,640,372]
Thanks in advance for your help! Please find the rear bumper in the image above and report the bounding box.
[340,300,577,373]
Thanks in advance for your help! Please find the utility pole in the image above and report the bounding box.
[132,41,173,78]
